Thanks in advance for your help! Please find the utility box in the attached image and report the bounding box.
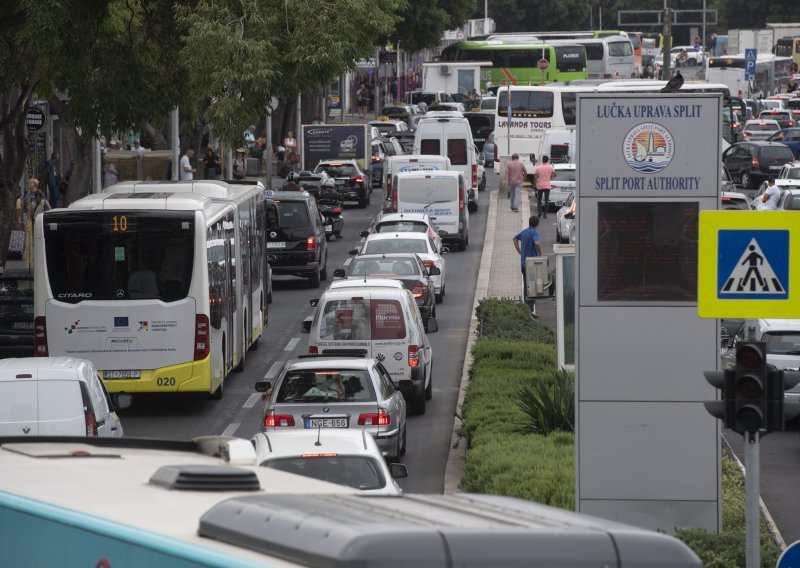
[525,256,551,298]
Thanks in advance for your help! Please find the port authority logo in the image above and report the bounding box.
[622,123,674,174]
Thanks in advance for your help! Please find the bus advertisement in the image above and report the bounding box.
[33,181,268,398]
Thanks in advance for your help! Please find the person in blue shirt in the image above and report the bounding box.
[513,216,543,318]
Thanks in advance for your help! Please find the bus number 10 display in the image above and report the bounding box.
[112,215,128,232]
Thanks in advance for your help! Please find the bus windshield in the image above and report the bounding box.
[44,211,195,304]
[497,90,554,118]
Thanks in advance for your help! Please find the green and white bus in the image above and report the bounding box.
[440,41,588,89]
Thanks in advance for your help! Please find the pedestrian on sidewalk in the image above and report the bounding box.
[513,215,543,318]
[534,155,556,218]
[760,178,780,210]
[180,148,196,181]
[503,153,527,212]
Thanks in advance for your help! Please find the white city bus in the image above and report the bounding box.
[706,53,794,98]
[33,181,267,399]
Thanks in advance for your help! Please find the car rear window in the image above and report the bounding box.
[760,147,794,161]
[721,196,749,210]
[269,201,310,229]
[262,456,386,490]
[350,257,420,277]
[364,238,428,255]
[764,331,800,355]
[420,139,440,155]
[316,164,358,177]
[447,139,468,166]
[747,123,779,131]
[318,298,407,341]
[375,221,429,234]
[276,369,374,402]
[555,169,576,182]
[0,277,34,300]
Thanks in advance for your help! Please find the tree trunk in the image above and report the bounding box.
[48,97,92,205]
[142,121,168,150]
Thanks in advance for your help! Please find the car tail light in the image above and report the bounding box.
[790,121,795,126]
[351,175,364,184]
[372,155,381,162]
[471,164,477,188]
[34,316,48,356]
[332,206,341,214]
[411,284,426,298]
[459,186,465,212]
[194,314,210,361]
[85,409,98,436]
[306,235,316,251]
[408,345,420,367]
[422,259,436,272]
[358,409,390,426]
[309,345,318,354]
[751,155,761,170]
[264,411,296,427]
[392,187,398,212]
[564,202,576,220]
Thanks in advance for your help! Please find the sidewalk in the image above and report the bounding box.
[444,180,556,492]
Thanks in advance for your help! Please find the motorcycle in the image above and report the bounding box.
[319,198,344,240]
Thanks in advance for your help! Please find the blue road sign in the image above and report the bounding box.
[778,539,800,567]
[717,229,789,300]
[745,48,757,80]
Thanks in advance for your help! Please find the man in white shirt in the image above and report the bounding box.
[760,178,780,210]
[180,149,196,181]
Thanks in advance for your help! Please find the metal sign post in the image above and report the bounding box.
[744,432,759,568]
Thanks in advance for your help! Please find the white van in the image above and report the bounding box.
[413,114,479,211]
[383,154,451,213]
[393,170,469,251]
[0,357,129,437]
[302,279,436,415]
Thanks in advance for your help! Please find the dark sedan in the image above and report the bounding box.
[333,253,438,327]
[768,128,800,158]
[0,269,34,356]
[721,141,795,189]
[314,160,371,208]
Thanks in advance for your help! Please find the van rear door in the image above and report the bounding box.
[396,175,459,237]
[368,297,408,386]
[37,379,86,436]
[0,377,38,435]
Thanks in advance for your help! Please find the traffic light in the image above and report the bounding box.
[766,368,800,433]
[703,369,734,429]
[733,342,768,435]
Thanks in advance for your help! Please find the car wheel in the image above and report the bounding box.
[235,318,246,371]
[556,226,562,242]
[425,368,433,401]
[358,194,367,208]
[741,171,754,189]
[320,258,328,281]
[308,267,321,288]
[409,391,426,415]
[400,427,407,457]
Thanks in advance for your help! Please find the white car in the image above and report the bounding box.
[357,232,447,301]
[251,429,408,496]
[479,96,497,113]
[739,119,781,141]
[373,212,443,253]
[670,45,705,66]
[555,193,575,244]
[549,163,576,211]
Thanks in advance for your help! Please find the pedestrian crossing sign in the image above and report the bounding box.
[699,211,800,318]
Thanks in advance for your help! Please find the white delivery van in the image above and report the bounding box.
[0,357,129,437]
[383,154,451,213]
[302,279,436,415]
[413,115,479,211]
[393,170,469,251]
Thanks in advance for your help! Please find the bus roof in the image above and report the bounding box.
[105,180,264,206]
[68,190,226,214]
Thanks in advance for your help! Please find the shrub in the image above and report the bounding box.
[475,297,555,343]
[517,368,574,435]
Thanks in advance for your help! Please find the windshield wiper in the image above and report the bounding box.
[423,199,450,209]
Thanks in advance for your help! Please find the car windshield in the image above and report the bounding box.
[316,164,358,177]
[747,123,779,131]
[276,369,374,402]
[365,238,428,254]
[262,456,386,490]
[555,169,577,182]
[268,201,309,229]
[764,332,800,355]
[350,257,420,277]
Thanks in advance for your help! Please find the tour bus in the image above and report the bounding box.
[707,53,794,97]
[439,40,588,88]
[0,435,703,567]
[33,180,268,399]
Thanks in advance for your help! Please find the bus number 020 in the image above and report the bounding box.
[112,215,128,232]
[156,377,176,387]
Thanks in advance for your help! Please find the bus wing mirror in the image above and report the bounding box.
[255,381,272,392]
[359,230,370,238]
[300,319,313,334]
[310,299,319,308]
[113,393,132,411]
[348,248,360,255]
[333,268,346,278]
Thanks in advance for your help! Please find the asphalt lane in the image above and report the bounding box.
[121,179,491,493]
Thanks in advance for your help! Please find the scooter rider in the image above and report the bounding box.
[282,171,301,192]
[319,177,339,204]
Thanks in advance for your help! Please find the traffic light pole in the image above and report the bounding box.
[744,431,759,568]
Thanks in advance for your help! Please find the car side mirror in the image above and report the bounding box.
[425,318,438,333]
[427,266,441,276]
[113,393,132,411]
[300,318,312,334]
[359,230,370,238]
[390,463,409,479]
[349,248,360,255]
[437,229,447,236]
[310,299,319,307]
[255,381,272,393]
[333,268,346,278]
[441,247,450,254]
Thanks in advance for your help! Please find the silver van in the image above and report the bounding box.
[0,357,129,437]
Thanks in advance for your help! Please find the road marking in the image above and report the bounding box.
[243,393,261,408]
[284,337,300,351]
[221,422,240,437]
[343,257,352,267]
[265,360,283,379]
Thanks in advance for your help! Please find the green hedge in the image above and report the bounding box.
[461,298,782,566]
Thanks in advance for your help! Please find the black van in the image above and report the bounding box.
[0,269,34,356]
[265,192,328,288]
[462,111,494,152]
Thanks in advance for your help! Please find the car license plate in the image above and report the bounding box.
[104,370,141,379]
[12,321,33,330]
[267,242,286,249]
[324,224,332,233]
[305,418,348,428]
[769,165,781,170]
